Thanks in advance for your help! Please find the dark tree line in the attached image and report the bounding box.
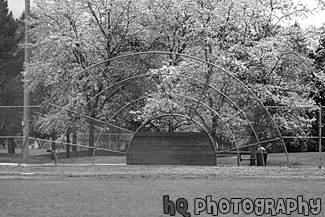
[0,0,24,153]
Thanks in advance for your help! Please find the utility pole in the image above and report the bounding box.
[22,0,31,159]
[319,107,322,169]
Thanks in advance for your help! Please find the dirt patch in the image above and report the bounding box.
[1,165,325,180]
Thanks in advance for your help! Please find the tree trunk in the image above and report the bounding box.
[7,138,15,154]
[88,120,95,156]
[72,131,77,151]
[168,120,173,132]
[66,131,70,158]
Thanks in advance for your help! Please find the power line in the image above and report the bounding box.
[0,106,41,108]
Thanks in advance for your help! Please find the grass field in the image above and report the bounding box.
[1,148,324,167]
[0,165,325,217]
[0,151,325,216]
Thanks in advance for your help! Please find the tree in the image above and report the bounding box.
[309,25,325,151]
[311,26,325,104]
[26,0,150,156]
[0,0,24,153]
[134,0,317,153]
[26,0,320,157]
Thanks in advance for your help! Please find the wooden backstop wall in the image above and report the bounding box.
[127,132,216,166]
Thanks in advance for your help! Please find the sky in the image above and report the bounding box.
[7,0,23,18]
[6,0,325,28]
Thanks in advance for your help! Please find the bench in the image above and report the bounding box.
[216,150,256,165]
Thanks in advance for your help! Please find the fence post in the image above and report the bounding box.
[319,107,322,169]
[109,134,111,150]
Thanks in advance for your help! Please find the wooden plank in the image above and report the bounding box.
[127,132,216,166]
[129,148,214,154]
[127,155,216,166]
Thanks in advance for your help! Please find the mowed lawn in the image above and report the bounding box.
[0,165,325,217]
[1,148,325,167]
[0,151,325,216]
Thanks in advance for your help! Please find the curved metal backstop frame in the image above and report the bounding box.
[24,51,291,166]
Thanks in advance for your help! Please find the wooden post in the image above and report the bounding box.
[108,133,111,150]
[88,119,95,156]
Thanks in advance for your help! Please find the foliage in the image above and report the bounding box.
[25,0,324,151]
[0,0,24,138]
[310,25,325,105]
[133,0,317,147]
[25,0,154,154]
[306,24,325,151]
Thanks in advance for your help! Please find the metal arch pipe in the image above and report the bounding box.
[62,72,258,144]
[60,72,249,152]
[47,103,134,133]
[57,72,260,164]
[97,66,135,103]
[93,93,239,151]
[215,137,282,154]
[28,51,288,166]
[207,102,258,134]
[31,51,265,129]
[126,113,217,153]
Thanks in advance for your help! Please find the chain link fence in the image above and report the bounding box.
[0,106,324,167]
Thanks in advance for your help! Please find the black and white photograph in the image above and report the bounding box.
[1,0,325,216]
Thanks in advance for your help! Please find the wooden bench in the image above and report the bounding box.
[216,150,255,165]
